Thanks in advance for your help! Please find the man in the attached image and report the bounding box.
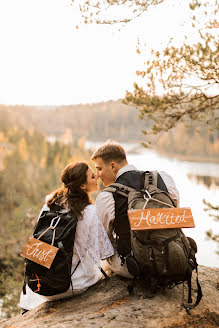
[92,140,179,278]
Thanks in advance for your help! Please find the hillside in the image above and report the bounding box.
[0,100,218,162]
[0,101,145,142]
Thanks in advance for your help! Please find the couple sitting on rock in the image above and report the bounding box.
[20,140,179,311]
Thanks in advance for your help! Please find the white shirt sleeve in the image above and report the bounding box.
[159,171,180,207]
[95,191,115,237]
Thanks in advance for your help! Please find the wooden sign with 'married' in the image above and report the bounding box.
[128,208,195,231]
[20,237,59,269]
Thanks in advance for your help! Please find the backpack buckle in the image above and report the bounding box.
[126,254,140,277]
[149,174,153,184]
[145,171,153,184]
[119,255,126,266]
[117,186,128,194]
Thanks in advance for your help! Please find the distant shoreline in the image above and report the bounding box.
[86,140,219,165]
[154,149,219,164]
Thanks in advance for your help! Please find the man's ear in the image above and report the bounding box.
[111,161,118,173]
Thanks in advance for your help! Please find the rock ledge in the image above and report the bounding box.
[1,266,219,328]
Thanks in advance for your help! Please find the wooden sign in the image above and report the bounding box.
[128,208,195,231]
[20,237,59,269]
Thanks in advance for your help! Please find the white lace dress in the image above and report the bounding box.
[19,204,114,310]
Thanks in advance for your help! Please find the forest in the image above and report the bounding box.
[0,101,218,163]
[0,127,93,317]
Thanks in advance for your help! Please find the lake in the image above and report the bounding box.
[86,141,219,268]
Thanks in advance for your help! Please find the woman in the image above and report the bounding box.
[20,161,114,311]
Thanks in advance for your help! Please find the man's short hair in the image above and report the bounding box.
[91,140,127,163]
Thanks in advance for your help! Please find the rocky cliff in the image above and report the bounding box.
[1,265,219,328]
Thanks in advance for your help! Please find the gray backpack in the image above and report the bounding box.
[105,171,202,310]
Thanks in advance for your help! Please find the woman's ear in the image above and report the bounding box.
[80,184,86,190]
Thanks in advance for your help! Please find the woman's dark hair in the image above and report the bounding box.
[47,161,91,217]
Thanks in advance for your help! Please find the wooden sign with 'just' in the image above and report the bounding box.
[128,208,195,231]
[20,237,58,269]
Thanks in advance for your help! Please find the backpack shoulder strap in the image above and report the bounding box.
[152,170,158,187]
[104,183,136,198]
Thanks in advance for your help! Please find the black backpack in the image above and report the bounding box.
[23,205,79,296]
[105,171,202,310]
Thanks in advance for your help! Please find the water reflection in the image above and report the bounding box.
[187,174,219,189]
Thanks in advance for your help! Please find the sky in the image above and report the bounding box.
[0,0,195,106]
